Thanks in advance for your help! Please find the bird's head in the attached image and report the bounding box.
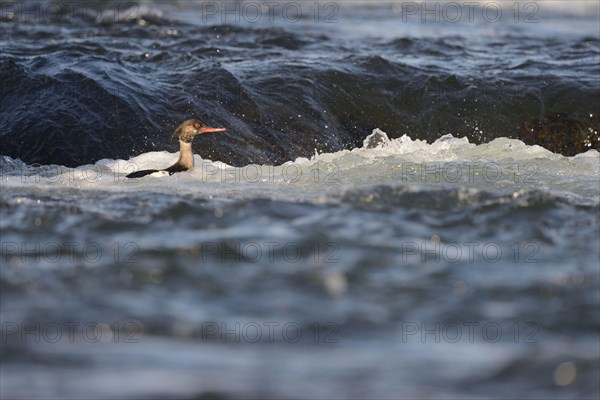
[175,119,227,143]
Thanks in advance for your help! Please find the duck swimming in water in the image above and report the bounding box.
[126,119,226,178]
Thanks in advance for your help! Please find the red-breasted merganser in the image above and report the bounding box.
[126,119,226,178]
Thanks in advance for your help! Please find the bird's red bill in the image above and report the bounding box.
[200,127,227,133]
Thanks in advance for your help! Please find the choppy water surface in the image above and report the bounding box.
[1,1,599,399]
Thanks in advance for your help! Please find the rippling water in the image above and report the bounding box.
[1,1,599,399]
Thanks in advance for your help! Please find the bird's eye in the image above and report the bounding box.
[194,123,201,129]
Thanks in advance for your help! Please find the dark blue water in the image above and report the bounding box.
[1,0,598,167]
[1,1,599,399]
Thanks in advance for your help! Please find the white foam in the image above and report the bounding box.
[2,131,598,205]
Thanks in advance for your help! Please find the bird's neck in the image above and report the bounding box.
[176,140,194,170]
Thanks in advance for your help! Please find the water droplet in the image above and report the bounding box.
[554,362,577,386]
[323,271,347,296]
